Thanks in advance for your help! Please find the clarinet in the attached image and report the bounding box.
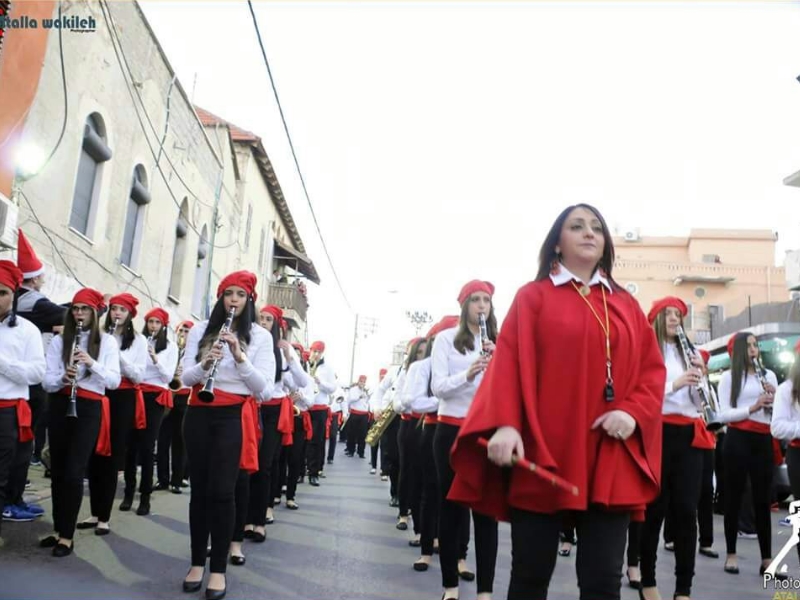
[66,321,84,419]
[479,313,491,357]
[197,307,236,403]
[675,326,723,432]
[752,356,773,418]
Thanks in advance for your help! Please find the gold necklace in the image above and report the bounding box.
[571,281,615,402]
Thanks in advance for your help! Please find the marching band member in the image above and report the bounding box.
[367,368,388,474]
[345,376,370,458]
[81,292,147,532]
[639,297,711,600]
[450,204,665,600]
[305,341,336,487]
[771,340,800,567]
[371,363,403,501]
[180,271,274,599]
[285,365,315,510]
[41,288,120,556]
[0,261,45,536]
[717,332,781,578]
[432,280,500,600]
[395,338,427,534]
[328,378,345,465]
[124,308,178,516]
[156,320,193,493]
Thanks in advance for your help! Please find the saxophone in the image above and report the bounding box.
[366,380,398,447]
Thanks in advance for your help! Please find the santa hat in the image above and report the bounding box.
[108,293,139,318]
[427,315,460,339]
[72,288,105,311]
[144,308,169,326]
[647,296,688,325]
[457,280,495,305]
[17,229,44,280]
[310,341,325,352]
[0,260,23,292]
[217,270,257,301]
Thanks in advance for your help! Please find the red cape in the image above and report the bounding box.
[448,280,665,522]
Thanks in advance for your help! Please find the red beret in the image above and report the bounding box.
[301,350,311,362]
[260,305,283,320]
[698,349,710,365]
[310,341,325,352]
[144,308,169,326]
[457,280,495,305]
[727,335,736,357]
[0,260,23,292]
[647,296,688,325]
[217,270,258,301]
[358,375,367,382]
[177,320,194,330]
[109,293,139,318]
[72,288,105,311]
[379,368,388,376]
[427,315,460,339]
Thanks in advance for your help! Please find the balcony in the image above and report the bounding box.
[267,283,308,324]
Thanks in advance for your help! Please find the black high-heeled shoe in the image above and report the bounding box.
[626,568,641,590]
[205,584,226,600]
[182,569,204,593]
[229,554,246,566]
[760,565,788,580]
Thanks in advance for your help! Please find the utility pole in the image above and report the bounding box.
[349,314,359,384]
[349,314,378,383]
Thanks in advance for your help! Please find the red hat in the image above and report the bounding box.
[0,260,23,292]
[217,270,257,301]
[301,350,311,362]
[727,335,738,357]
[108,293,139,318]
[698,349,710,365]
[72,288,105,311]
[310,341,325,352]
[177,320,194,330]
[427,315,460,339]
[17,229,44,279]
[260,305,284,332]
[144,308,169,326]
[647,296,688,325]
[358,375,367,382]
[457,280,495,305]
[379,368,387,377]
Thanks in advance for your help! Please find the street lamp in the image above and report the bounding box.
[349,314,378,383]
[406,310,432,335]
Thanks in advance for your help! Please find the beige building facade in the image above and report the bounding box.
[613,229,787,344]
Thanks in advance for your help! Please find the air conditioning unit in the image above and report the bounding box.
[623,229,640,242]
[0,192,19,249]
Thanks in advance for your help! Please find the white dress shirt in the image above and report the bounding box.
[347,386,370,412]
[371,365,401,413]
[717,368,777,426]
[43,332,121,395]
[308,360,337,407]
[257,347,310,401]
[661,343,702,418]
[771,381,800,441]
[398,358,438,415]
[432,326,483,419]
[142,339,179,388]
[117,333,148,384]
[181,320,274,397]
[549,264,613,293]
[0,316,46,399]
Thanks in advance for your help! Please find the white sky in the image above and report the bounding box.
[139,0,800,385]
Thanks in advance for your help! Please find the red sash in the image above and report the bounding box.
[790,440,800,449]
[58,387,111,456]
[337,412,344,427]
[438,415,465,427]
[189,385,259,474]
[302,411,313,440]
[325,407,333,440]
[273,397,295,446]
[118,378,146,430]
[0,399,32,442]
[729,420,771,435]
[661,414,716,450]
[139,383,173,409]
[423,414,438,426]
[349,408,369,416]
[401,412,423,422]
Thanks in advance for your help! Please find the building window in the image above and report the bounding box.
[168,199,189,299]
[71,113,112,236]
[192,224,210,317]
[244,203,253,251]
[702,254,721,264]
[694,286,706,298]
[257,226,266,273]
[120,164,150,268]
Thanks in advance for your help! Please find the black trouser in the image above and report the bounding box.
[715,431,726,512]
[6,414,33,507]
[419,421,439,556]
[723,427,773,559]
[627,521,641,567]
[232,469,249,543]
[640,423,703,597]
[381,417,400,497]
[272,446,287,501]
[157,394,188,487]
[87,389,136,522]
[184,404,242,574]
[508,507,629,600]
[327,413,340,461]
[698,449,715,548]
[370,443,379,470]
[786,447,800,564]
[30,384,48,461]
[433,422,498,593]
[398,418,422,529]
[286,416,305,501]
[248,403,282,526]
[345,413,369,458]
[0,406,18,530]
[48,394,101,540]
[305,409,327,476]
[124,392,165,497]
[560,525,576,545]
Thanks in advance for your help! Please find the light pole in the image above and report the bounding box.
[405,310,433,336]
[349,313,378,383]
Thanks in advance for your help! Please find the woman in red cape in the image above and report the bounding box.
[449,204,665,600]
